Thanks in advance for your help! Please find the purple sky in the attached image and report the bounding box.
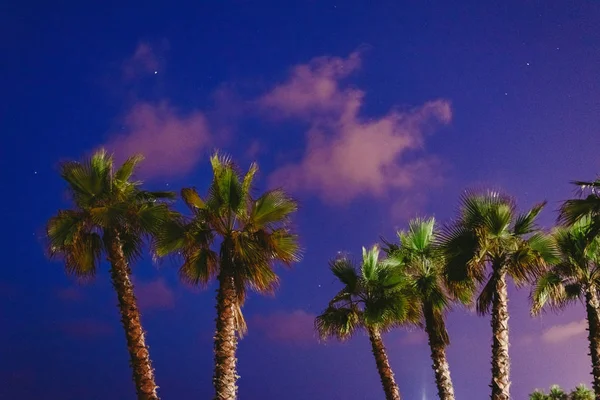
[2,1,600,398]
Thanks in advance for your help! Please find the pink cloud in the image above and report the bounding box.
[134,278,175,310]
[122,42,165,80]
[260,51,452,204]
[542,319,587,344]
[61,318,114,338]
[259,51,362,118]
[104,101,212,179]
[251,310,317,346]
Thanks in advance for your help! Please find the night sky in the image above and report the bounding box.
[2,1,600,399]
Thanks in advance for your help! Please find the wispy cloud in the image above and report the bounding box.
[122,41,167,80]
[251,310,317,346]
[542,319,587,344]
[135,278,175,310]
[104,101,212,179]
[260,51,452,205]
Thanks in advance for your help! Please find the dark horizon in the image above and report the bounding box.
[2,1,600,399]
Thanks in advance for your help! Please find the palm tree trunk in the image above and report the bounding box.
[367,326,401,400]
[490,270,510,400]
[585,290,600,400]
[213,263,239,400]
[423,304,455,400]
[107,231,160,400]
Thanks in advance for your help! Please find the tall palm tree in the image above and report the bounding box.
[315,245,419,400]
[46,150,174,399]
[154,153,301,400]
[382,217,470,400]
[531,218,600,399]
[440,190,554,400]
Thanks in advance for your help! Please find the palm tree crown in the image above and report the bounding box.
[383,217,470,342]
[47,150,175,276]
[155,152,301,330]
[441,190,553,314]
[315,245,419,340]
[532,218,600,314]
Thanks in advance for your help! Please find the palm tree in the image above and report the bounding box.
[47,150,174,399]
[315,245,419,400]
[531,218,600,399]
[570,384,595,400]
[530,389,548,400]
[154,153,301,400]
[382,217,470,400]
[548,385,568,400]
[440,190,554,400]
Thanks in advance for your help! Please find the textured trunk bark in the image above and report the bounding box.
[368,327,401,400]
[107,231,160,400]
[213,261,239,400]
[585,290,600,400]
[490,270,510,400]
[423,304,455,400]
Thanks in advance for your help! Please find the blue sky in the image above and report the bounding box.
[2,1,600,398]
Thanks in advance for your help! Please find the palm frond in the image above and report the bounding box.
[361,245,380,282]
[530,272,573,315]
[47,210,88,250]
[179,248,219,287]
[315,305,360,341]
[513,201,547,235]
[330,257,359,290]
[476,273,496,315]
[62,232,104,280]
[251,189,298,228]
[114,154,144,182]
[559,196,600,226]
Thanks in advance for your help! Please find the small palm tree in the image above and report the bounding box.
[315,245,419,400]
[531,218,600,398]
[569,384,594,400]
[440,190,554,400]
[382,217,470,400]
[154,153,301,400]
[530,389,548,400]
[548,385,568,400]
[47,150,174,399]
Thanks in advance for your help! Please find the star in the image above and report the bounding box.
[154,71,158,74]
[526,62,530,66]
[504,92,508,96]
[34,171,38,174]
